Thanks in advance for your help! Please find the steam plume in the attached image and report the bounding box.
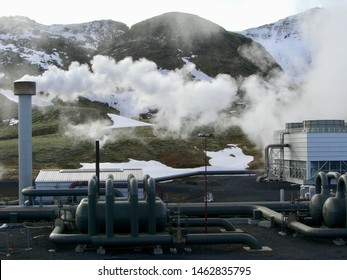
[22,56,239,140]
[18,3,347,150]
[233,3,347,147]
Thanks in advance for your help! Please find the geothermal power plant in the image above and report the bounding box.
[2,80,347,257]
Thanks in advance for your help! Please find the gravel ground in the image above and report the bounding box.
[1,175,347,260]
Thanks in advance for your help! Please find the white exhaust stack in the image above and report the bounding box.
[14,81,36,205]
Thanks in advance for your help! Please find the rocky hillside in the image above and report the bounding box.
[0,12,279,90]
[0,16,128,88]
[102,12,278,77]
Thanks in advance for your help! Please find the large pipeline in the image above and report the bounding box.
[5,172,347,249]
[47,174,267,250]
[168,201,347,238]
[154,170,256,182]
[49,220,262,250]
[21,186,125,198]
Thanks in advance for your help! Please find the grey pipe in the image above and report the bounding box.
[288,220,347,238]
[321,174,347,228]
[145,176,157,234]
[88,177,97,236]
[168,201,309,217]
[154,170,256,183]
[0,205,57,221]
[315,171,330,195]
[49,225,173,246]
[22,186,124,198]
[256,143,289,182]
[327,172,341,186]
[169,202,347,238]
[49,224,262,249]
[280,132,289,179]
[128,174,139,237]
[185,233,262,250]
[172,217,236,231]
[105,175,114,238]
[310,172,333,224]
[334,173,347,199]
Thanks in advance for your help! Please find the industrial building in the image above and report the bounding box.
[34,168,144,203]
[261,119,347,185]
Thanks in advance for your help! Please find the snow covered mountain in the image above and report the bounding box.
[240,8,322,79]
[0,13,279,90]
[0,16,128,87]
[0,9,323,90]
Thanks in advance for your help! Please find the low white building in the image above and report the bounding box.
[34,168,144,203]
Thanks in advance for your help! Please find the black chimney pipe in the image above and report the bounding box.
[95,140,100,195]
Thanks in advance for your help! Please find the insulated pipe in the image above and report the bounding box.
[172,217,236,231]
[334,174,347,200]
[279,132,289,179]
[155,170,255,183]
[171,202,347,238]
[256,144,289,182]
[168,201,309,217]
[287,221,347,238]
[49,225,174,246]
[327,172,341,186]
[22,186,124,198]
[105,175,114,238]
[14,81,36,205]
[314,171,330,194]
[88,177,97,236]
[322,174,347,228]
[146,177,157,234]
[49,226,261,249]
[185,233,262,250]
[310,172,332,224]
[0,205,57,221]
[128,174,139,237]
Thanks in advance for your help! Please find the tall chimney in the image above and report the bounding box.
[14,81,36,205]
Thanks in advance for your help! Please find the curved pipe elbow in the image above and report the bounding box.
[315,172,330,195]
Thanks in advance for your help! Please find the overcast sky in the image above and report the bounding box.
[0,0,331,31]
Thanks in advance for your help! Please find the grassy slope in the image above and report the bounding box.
[0,101,263,180]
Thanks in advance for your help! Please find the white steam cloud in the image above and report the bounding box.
[23,56,239,140]
[233,3,347,147]
[20,3,347,150]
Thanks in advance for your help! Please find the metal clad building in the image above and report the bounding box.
[35,168,143,188]
[270,120,347,185]
[35,168,144,201]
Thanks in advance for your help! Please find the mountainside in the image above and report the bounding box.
[240,8,321,78]
[102,12,278,77]
[0,12,279,90]
[0,16,128,88]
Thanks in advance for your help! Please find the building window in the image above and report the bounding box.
[310,161,347,180]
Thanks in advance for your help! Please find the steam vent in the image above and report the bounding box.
[14,81,36,205]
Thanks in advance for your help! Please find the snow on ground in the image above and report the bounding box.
[80,144,253,178]
[106,113,152,128]
[83,108,253,177]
